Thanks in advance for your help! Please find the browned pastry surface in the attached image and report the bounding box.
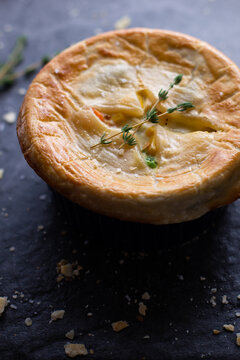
[17,28,240,223]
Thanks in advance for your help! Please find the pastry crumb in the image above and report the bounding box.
[10,304,17,310]
[57,259,82,281]
[60,263,73,278]
[64,343,88,357]
[222,295,228,304]
[211,288,217,294]
[51,309,65,321]
[236,333,240,346]
[114,16,131,30]
[142,292,151,300]
[57,274,64,282]
[9,246,15,252]
[139,302,147,316]
[177,274,184,281]
[0,297,8,315]
[0,169,4,180]
[136,314,144,322]
[223,324,234,332]
[237,294,240,300]
[3,111,16,124]
[24,317,32,327]
[39,194,47,201]
[236,312,240,317]
[111,320,129,332]
[213,329,220,335]
[65,329,75,340]
[17,87,26,95]
[210,296,216,307]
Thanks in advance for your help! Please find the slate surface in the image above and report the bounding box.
[1,0,240,359]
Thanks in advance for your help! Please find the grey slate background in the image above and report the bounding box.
[1,0,240,359]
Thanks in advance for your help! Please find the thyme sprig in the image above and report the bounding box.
[158,74,183,101]
[0,36,52,87]
[0,36,27,85]
[125,101,194,133]
[91,74,194,149]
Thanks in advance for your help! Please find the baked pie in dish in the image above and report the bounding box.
[17,28,240,224]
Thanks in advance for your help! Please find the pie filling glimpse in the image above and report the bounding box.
[17,29,240,223]
[71,58,230,178]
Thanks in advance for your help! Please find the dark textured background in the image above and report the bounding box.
[1,0,240,359]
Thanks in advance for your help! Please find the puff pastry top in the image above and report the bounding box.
[17,29,240,224]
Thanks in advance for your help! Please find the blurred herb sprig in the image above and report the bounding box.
[0,36,51,87]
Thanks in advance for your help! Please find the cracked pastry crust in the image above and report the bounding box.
[17,28,240,224]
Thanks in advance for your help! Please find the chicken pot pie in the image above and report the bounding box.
[17,29,240,224]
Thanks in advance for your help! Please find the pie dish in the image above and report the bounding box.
[17,28,240,224]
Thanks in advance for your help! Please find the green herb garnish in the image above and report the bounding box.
[91,74,194,150]
[121,124,133,133]
[146,108,159,123]
[167,102,194,113]
[0,36,53,87]
[100,133,112,145]
[158,89,169,100]
[158,74,183,101]
[122,129,136,146]
[0,36,27,86]
[145,155,158,169]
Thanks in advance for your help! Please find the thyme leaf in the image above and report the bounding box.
[167,102,194,113]
[121,124,132,133]
[122,128,136,146]
[100,133,112,145]
[158,89,168,101]
[146,108,159,123]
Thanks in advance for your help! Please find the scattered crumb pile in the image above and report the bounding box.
[57,259,83,282]
[64,343,88,358]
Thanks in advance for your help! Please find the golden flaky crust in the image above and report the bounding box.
[17,29,240,224]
